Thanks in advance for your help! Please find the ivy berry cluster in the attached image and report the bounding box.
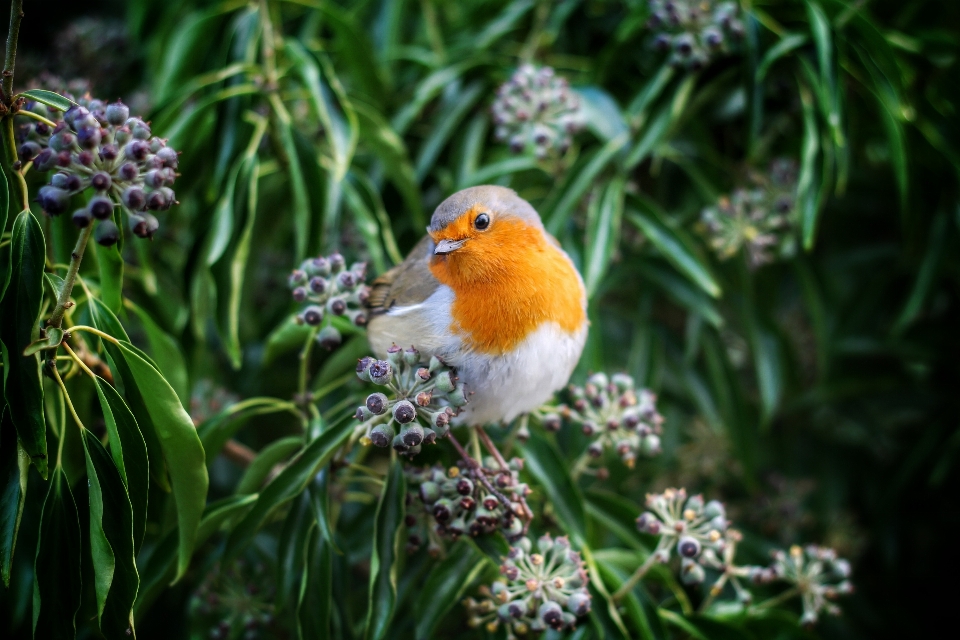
[18,95,179,246]
[355,348,468,456]
[288,252,369,349]
[647,0,745,69]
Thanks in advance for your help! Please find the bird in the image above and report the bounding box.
[365,185,588,426]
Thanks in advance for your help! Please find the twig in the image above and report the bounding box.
[475,425,509,470]
[222,439,257,468]
[2,0,23,102]
[48,225,94,329]
[612,549,662,602]
[51,363,85,432]
[445,430,529,527]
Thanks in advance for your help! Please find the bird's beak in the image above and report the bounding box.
[434,238,466,255]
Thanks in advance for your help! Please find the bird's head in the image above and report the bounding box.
[427,185,546,285]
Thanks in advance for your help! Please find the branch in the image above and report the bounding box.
[2,0,24,102]
[47,225,93,329]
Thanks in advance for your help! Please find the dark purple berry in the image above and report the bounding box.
[91,172,112,191]
[19,141,41,161]
[89,196,114,220]
[157,146,178,168]
[100,144,118,161]
[95,220,120,246]
[105,102,129,126]
[125,140,149,161]
[76,125,102,149]
[72,208,92,228]
[119,162,138,181]
[37,186,70,214]
[33,148,56,171]
[122,186,146,210]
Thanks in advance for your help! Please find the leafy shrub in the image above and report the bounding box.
[1,0,957,639]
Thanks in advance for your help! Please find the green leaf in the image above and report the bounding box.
[114,340,208,580]
[546,134,629,235]
[271,100,311,261]
[135,495,257,617]
[125,301,189,405]
[626,62,675,121]
[95,241,124,313]
[307,467,340,555]
[461,156,542,188]
[82,428,138,637]
[278,491,317,614]
[93,376,149,552]
[16,89,77,112]
[88,298,170,493]
[0,210,47,478]
[414,81,485,183]
[32,466,82,639]
[153,9,226,103]
[0,408,28,586]
[637,262,723,328]
[22,327,63,356]
[626,208,722,298]
[415,540,486,639]
[756,33,808,81]
[0,168,8,281]
[354,101,424,229]
[519,430,586,541]
[263,315,313,366]
[223,421,352,563]
[473,0,535,49]
[235,436,302,495]
[285,41,358,182]
[577,86,629,143]
[797,79,822,250]
[584,177,625,298]
[365,460,405,640]
[297,523,332,640]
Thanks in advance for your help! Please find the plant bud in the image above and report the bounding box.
[680,558,705,585]
[82,194,111,220]
[419,481,441,503]
[72,208,92,228]
[128,118,151,140]
[119,162,138,181]
[316,325,342,349]
[402,422,424,447]
[636,512,661,535]
[95,220,120,246]
[538,601,564,630]
[91,171,112,191]
[432,498,453,522]
[306,256,330,276]
[566,591,591,616]
[122,186,146,210]
[356,356,375,381]
[366,392,389,415]
[33,148,56,171]
[368,360,393,385]
[677,536,701,558]
[704,500,725,519]
[327,297,346,315]
[391,434,409,452]
[328,252,345,272]
[349,310,367,327]
[19,141,41,161]
[105,102,130,125]
[38,186,70,215]
[543,413,561,431]
[292,287,307,302]
[144,169,164,189]
[393,400,416,424]
[456,477,474,495]
[76,125,101,149]
[336,271,355,290]
[433,370,455,393]
[307,276,326,294]
[401,346,420,366]
[356,406,373,421]
[369,423,395,448]
[447,383,468,407]
[156,146,178,168]
[147,187,175,210]
[56,150,71,167]
[641,434,661,455]
[302,305,324,326]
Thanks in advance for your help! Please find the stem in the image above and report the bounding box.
[51,364,85,432]
[258,0,280,89]
[2,0,23,102]
[612,550,660,601]
[469,426,482,461]
[751,587,800,611]
[475,425,509,470]
[61,342,95,379]
[68,324,120,345]
[48,225,94,329]
[298,325,319,401]
[17,108,55,127]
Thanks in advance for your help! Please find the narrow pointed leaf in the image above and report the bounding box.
[114,340,208,580]
[519,430,586,541]
[365,460,405,640]
[0,210,47,478]
[93,376,149,552]
[235,435,302,495]
[223,421,352,563]
[415,540,486,639]
[95,241,124,313]
[626,209,721,298]
[32,467,82,639]
[298,523,332,640]
[83,429,138,636]
[0,408,29,586]
[16,89,77,111]
[125,302,189,405]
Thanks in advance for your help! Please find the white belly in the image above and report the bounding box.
[367,285,587,425]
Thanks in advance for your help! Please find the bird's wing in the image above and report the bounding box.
[365,235,441,314]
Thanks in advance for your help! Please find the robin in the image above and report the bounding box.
[366,185,588,425]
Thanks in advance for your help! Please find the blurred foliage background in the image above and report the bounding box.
[4,0,959,638]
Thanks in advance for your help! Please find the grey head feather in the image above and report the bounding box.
[429,185,543,234]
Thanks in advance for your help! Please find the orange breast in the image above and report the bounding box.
[428,218,586,355]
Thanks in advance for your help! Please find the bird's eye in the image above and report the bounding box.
[474,213,490,230]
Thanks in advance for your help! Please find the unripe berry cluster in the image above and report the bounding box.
[288,253,368,349]
[491,64,582,159]
[635,488,852,623]
[768,545,853,626]
[636,488,730,585]
[464,534,591,638]
[17,96,179,246]
[190,559,276,640]
[700,158,799,268]
[647,0,744,69]
[552,372,664,469]
[404,458,529,551]
[355,347,468,456]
